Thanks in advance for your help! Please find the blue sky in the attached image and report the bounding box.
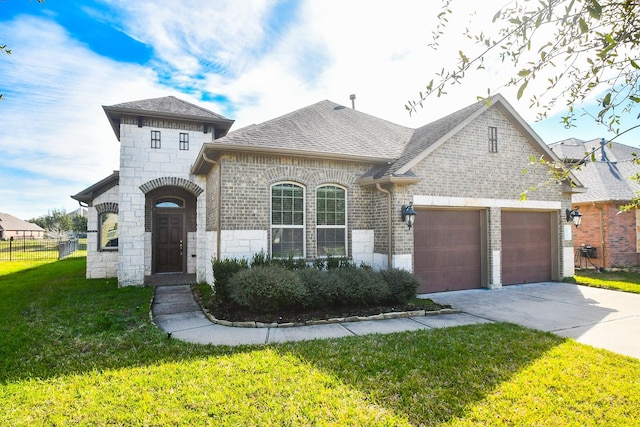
[1,0,638,221]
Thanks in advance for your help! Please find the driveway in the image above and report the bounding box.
[420,282,640,359]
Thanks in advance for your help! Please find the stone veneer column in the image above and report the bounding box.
[488,206,502,288]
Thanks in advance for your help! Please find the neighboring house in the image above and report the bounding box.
[0,212,45,240]
[72,94,582,292]
[550,138,640,269]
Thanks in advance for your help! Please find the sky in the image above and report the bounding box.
[1,0,639,221]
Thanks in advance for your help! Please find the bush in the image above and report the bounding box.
[211,257,248,305]
[297,268,340,308]
[380,268,420,304]
[328,267,389,307]
[229,266,308,313]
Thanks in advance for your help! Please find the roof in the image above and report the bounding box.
[0,213,44,232]
[103,96,234,140]
[193,95,580,190]
[549,138,640,202]
[71,171,119,205]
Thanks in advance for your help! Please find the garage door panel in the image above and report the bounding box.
[414,209,483,293]
[502,211,552,285]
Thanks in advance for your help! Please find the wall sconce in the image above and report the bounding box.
[566,207,582,228]
[401,202,417,229]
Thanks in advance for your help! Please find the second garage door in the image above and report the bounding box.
[501,211,553,285]
[414,209,484,293]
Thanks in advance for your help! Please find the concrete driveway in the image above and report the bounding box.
[420,282,640,359]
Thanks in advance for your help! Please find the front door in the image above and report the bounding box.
[154,212,185,273]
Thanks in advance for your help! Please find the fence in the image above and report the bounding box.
[0,238,87,261]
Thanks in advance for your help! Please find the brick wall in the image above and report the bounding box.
[573,202,640,268]
[210,153,376,261]
[406,107,574,284]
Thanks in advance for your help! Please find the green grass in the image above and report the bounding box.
[573,269,640,294]
[2,259,640,426]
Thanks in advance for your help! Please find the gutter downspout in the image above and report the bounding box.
[202,152,222,260]
[593,202,605,269]
[376,183,393,269]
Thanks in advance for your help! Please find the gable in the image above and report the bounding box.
[405,106,570,201]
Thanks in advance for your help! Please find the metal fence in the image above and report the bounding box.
[0,238,87,261]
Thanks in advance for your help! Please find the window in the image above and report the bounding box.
[155,198,184,208]
[179,132,189,151]
[489,126,498,152]
[316,185,346,256]
[271,183,305,258]
[151,130,161,149]
[99,212,118,250]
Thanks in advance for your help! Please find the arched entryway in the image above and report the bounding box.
[145,185,198,274]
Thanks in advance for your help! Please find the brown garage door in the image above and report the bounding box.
[501,211,552,285]
[414,209,483,293]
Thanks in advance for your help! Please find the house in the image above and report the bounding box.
[550,138,640,269]
[0,212,45,240]
[72,94,582,291]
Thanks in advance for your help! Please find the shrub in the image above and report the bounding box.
[328,267,389,307]
[297,268,340,308]
[229,266,308,313]
[380,268,420,304]
[211,257,248,305]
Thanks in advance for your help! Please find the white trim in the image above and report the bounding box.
[412,195,561,210]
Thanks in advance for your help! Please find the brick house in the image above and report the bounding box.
[550,138,640,269]
[72,94,582,291]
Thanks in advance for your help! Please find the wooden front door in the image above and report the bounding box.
[154,212,185,273]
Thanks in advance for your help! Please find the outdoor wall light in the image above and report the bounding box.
[566,207,582,228]
[401,202,417,230]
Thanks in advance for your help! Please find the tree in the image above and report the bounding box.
[407,0,640,205]
[408,0,640,131]
[30,209,72,240]
[72,214,88,234]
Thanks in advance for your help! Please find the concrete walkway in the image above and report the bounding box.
[151,284,489,346]
[152,282,640,359]
[422,282,640,359]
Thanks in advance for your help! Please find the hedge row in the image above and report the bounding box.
[212,255,420,313]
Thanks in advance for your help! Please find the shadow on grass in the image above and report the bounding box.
[278,323,564,425]
[2,258,571,425]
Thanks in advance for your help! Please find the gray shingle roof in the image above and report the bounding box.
[71,171,119,204]
[550,138,640,202]
[107,96,232,122]
[103,96,234,141]
[0,213,44,232]
[212,100,413,160]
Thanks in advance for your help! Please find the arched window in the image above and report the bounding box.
[99,212,118,250]
[271,182,305,258]
[316,185,346,257]
[155,198,184,208]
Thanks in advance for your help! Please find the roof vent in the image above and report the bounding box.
[350,94,356,110]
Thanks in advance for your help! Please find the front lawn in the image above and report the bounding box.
[1,259,639,426]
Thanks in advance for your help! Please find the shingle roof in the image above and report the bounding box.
[210,100,413,160]
[549,138,640,202]
[0,213,44,232]
[107,96,232,121]
[71,171,119,204]
[103,96,234,140]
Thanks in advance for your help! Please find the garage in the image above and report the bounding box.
[413,209,485,293]
[501,211,554,285]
